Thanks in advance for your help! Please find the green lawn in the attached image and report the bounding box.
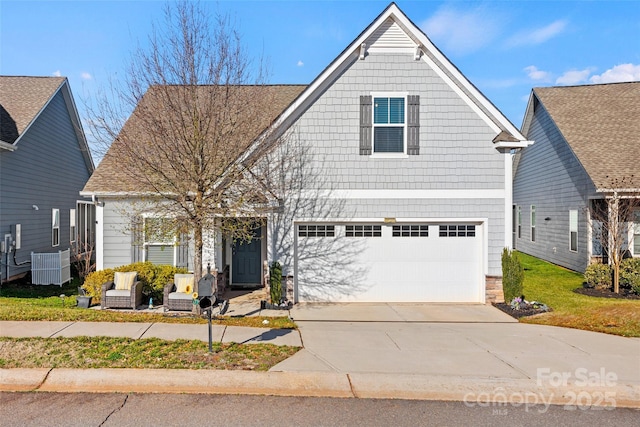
[0,278,296,329]
[518,253,640,337]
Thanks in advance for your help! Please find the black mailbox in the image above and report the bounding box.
[198,273,215,298]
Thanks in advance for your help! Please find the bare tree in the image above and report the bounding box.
[86,1,298,281]
[589,176,640,293]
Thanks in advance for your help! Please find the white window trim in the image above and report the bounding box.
[517,206,522,239]
[370,92,409,158]
[633,210,640,257]
[52,208,60,247]
[569,210,578,252]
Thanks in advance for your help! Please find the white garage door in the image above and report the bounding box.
[295,222,484,303]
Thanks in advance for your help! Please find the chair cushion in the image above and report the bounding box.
[175,274,195,294]
[114,271,137,290]
[168,292,193,300]
[106,289,132,297]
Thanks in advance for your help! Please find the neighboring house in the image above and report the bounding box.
[0,76,95,282]
[513,82,640,273]
[82,3,531,303]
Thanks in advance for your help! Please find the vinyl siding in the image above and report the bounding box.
[269,50,507,276]
[513,101,597,272]
[0,90,92,280]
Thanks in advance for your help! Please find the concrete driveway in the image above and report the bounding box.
[273,303,640,389]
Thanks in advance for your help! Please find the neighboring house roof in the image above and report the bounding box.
[82,84,306,194]
[0,75,94,171]
[523,82,640,191]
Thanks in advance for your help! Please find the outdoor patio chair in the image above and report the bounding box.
[101,271,142,310]
[164,273,195,312]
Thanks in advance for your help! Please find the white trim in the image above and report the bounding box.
[96,204,104,270]
[494,140,534,149]
[504,154,513,249]
[0,140,17,151]
[569,209,578,252]
[297,189,505,199]
[371,93,408,155]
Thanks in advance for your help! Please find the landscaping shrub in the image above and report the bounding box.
[584,263,612,291]
[502,248,524,302]
[83,262,188,303]
[620,258,640,294]
[270,261,282,304]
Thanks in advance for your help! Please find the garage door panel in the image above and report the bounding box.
[296,223,483,303]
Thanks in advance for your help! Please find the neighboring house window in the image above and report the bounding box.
[517,206,522,239]
[298,225,335,237]
[570,210,578,252]
[531,206,536,242]
[76,202,95,251]
[70,209,76,243]
[345,225,382,237]
[359,94,419,155]
[52,209,60,247]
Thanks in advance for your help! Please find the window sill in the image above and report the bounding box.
[369,153,409,159]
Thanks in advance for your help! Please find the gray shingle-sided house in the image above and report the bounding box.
[513,82,640,273]
[0,76,95,282]
[82,3,531,303]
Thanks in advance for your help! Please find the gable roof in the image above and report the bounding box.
[524,82,640,191]
[0,76,65,146]
[237,2,530,167]
[0,75,94,171]
[82,84,306,194]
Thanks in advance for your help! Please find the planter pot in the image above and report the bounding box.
[76,295,92,309]
[260,300,292,310]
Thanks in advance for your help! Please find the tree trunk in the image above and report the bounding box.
[193,225,204,284]
[613,260,620,294]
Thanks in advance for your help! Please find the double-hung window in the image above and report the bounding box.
[360,94,419,156]
[569,210,578,252]
[143,217,175,265]
[52,209,60,247]
[70,208,76,243]
[530,205,536,242]
[634,211,640,256]
[373,96,405,153]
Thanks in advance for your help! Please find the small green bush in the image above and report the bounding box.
[620,258,640,294]
[270,261,282,304]
[502,248,524,302]
[584,263,612,291]
[83,262,188,303]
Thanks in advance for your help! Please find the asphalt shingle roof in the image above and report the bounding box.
[83,84,307,194]
[533,82,640,190]
[0,76,65,144]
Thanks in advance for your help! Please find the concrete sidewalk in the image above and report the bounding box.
[0,320,301,347]
[1,303,639,408]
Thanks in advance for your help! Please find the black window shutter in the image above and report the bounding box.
[359,95,372,155]
[407,95,420,155]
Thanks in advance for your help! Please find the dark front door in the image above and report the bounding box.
[232,226,262,285]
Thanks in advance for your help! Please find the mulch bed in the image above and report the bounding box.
[573,287,640,300]
[492,302,551,319]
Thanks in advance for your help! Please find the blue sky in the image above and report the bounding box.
[2,0,640,136]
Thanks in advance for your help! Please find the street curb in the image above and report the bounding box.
[2,368,639,409]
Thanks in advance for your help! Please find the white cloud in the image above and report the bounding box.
[589,63,640,84]
[421,6,501,55]
[555,68,594,85]
[51,70,61,77]
[297,60,304,67]
[524,65,552,81]
[507,20,567,47]
[81,72,92,80]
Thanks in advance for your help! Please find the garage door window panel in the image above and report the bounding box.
[392,225,429,237]
[298,225,335,237]
[345,225,382,237]
[439,225,476,237]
